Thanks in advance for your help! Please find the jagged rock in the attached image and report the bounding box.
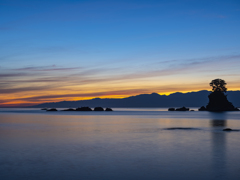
[175,107,189,111]
[168,108,175,111]
[206,91,238,111]
[94,107,104,111]
[198,106,207,111]
[62,108,75,111]
[105,108,113,111]
[46,108,57,111]
[76,107,92,111]
[190,110,194,111]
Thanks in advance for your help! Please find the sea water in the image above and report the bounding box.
[0,108,240,180]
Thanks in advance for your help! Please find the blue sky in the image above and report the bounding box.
[0,0,240,106]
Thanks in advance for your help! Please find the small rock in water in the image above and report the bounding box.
[175,107,189,111]
[223,128,232,131]
[62,108,75,111]
[168,108,175,111]
[46,108,57,111]
[105,107,113,111]
[94,107,104,111]
[198,106,207,111]
[165,127,199,130]
[76,107,92,111]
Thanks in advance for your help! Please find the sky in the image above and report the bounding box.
[0,0,240,107]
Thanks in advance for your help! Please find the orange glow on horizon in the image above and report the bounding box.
[1,84,240,107]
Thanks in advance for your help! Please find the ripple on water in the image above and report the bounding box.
[164,127,201,130]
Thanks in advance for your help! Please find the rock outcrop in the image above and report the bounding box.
[175,107,189,111]
[43,106,113,112]
[94,107,104,111]
[62,108,75,111]
[198,106,207,111]
[46,108,57,111]
[76,107,92,111]
[105,108,113,111]
[205,91,239,111]
[199,79,239,111]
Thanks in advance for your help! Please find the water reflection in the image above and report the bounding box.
[211,119,226,127]
[1,112,240,180]
[211,119,227,178]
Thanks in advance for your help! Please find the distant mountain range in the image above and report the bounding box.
[30,90,240,108]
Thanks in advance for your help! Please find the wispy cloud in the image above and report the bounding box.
[1,54,240,89]
[14,88,154,102]
[12,65,82,72]
[0,73,29,78]
[1,54,240,106]
[0,85,56,94]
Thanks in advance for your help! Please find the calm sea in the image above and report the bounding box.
[0,108,240,180]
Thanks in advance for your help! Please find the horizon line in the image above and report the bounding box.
[1,89,240,108]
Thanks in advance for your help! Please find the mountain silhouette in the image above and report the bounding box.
[30,90,240,108]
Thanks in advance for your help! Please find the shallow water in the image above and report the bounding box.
[0,108,240,180]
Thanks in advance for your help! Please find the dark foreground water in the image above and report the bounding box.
[0,108,240,180]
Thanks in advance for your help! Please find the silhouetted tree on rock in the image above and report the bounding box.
[210,79,227,92]
[204,79,239,111]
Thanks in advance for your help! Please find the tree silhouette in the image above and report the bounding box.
[210,79,227,92]
[199,79,238,111]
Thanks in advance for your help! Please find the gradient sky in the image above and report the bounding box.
[1,0,240,107]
